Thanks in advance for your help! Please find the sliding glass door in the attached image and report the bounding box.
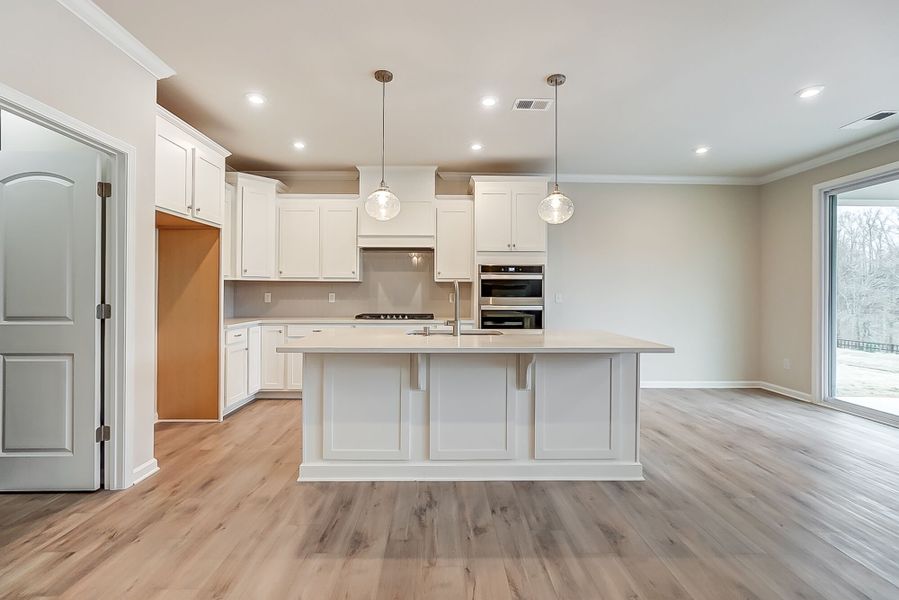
[827,181,899,421]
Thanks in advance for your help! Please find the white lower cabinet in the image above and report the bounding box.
[225,329,249,412]
[248,325,261,394]
[261,325,286,390]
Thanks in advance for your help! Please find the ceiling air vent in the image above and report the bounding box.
[841,110,898,130]
[513,98,552,111]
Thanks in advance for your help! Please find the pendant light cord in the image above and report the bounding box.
[554,80,559,191]
[380,80,386,188]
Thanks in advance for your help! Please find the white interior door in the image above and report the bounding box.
[0,149,103,491]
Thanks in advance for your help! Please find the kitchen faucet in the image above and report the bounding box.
[445,279,461,336]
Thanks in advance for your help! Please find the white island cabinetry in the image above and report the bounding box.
[280,328,673,481]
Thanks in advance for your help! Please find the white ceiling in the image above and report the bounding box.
[96,0,899,177]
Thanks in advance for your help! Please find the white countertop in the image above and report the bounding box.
[276,327,674,354]
[224,317,472,329]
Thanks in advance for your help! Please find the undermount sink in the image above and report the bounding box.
[406,328,503,336]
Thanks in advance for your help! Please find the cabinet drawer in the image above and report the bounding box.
[226,328,249,346]
[286,325,317,338]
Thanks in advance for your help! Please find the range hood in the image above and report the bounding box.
[357,165,436,248]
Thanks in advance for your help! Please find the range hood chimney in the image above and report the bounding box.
[357,165,437,248]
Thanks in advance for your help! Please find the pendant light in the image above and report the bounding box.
[365,69,401,221]
[538,73,574,224]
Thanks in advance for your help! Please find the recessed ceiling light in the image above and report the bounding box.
[480,96,497,107]
[470,143,483,151]
[293,141,306,150]
[796,85,825,99]
[694,146,710,155]
[245,92,266,105]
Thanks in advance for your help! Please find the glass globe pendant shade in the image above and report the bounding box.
[538,186,574,224]
[365,185,401,221]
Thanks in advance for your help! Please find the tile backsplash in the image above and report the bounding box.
[228,249,472,319]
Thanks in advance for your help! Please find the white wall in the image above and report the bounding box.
[0,0,159,483]
[545,182,761,383]
[759,141,899,396]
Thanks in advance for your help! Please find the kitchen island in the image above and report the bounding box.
[278,328,673,481]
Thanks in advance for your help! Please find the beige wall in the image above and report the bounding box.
[759,141,899,395]
[544,183,761,383]
[0,0,158,482]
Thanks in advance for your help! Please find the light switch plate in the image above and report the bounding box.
[263,292,272,303]
[328,292,336,303]
[554,293,563,303]
[449,292,455,304]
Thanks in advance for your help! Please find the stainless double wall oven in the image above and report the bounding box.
[478,264,544,330]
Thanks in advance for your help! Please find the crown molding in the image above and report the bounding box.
[156,105,230,157]
[440,171,755,185]
[247,170,359,181]
[755,128,899,185]
[56,0,175,80]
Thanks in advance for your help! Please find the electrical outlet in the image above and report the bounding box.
[263,292,272,304]
[449,292,455,304]
[328,292,336,303]
[783,358,791,370]
[554,292,563,303]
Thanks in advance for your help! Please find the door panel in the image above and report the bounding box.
[278,205,320,278]
[240,186,273,278]
[260,325,285,389]
[1,174,74,320]
[2,355,73,453]
[192,147,224,225]
[512,190,546,251]
[0,148,102,491]
[475,189,512,251]
[155,123,191,215]
[320,205,358,279]
[435,203,472,281]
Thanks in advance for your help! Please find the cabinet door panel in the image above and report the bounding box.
[155,124,191,215]
[287,353,303,390]
[279,205,320,278]
[222,183,235,278]
[260,326,286,390]
[512,190,546,251]
[321,205,358,279]
[475,189,512,251]
[248,326,261,394]
[225,346,248,408]
[192,147,224,225]
[435,202,472,281]
[240,186,274,278]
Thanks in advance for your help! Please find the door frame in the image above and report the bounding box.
[1,82,135,489]
[811,160,899,420]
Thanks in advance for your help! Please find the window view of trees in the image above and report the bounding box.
[834,203,899,402]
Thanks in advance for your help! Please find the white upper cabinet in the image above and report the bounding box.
[278,204,320,278]
[155,107,229,226]
[472,177,548,253]
[155,118,192,216]
[228,173,285,279]
[435,199,473,281]
[321,203,359,279]
[192,145,225,225]
[276,197,359,281]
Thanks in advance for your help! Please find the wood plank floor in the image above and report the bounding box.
[1,389,898,599]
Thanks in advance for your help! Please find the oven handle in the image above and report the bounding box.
[480,305,544,311]
[479,273,543,280]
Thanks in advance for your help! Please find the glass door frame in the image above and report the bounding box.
[815,164,899,427]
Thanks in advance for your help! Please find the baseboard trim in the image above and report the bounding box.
[299,461,644,482]
[641,380,760,389]
[131,458,159,486]
[641,380,814,403]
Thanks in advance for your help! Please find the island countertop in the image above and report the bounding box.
[277,327,673,354]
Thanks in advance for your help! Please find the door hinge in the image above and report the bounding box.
[96,425,111,443]
[96,303,112,319]
[97,182,112,198]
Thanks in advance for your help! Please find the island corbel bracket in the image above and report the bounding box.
[410,353,426,391]
[517,353,535,390]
